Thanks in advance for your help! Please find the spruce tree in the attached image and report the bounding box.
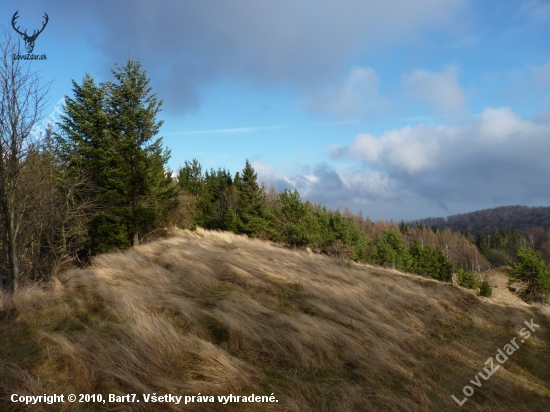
[56,74,131,254]
[57,60,176,254]
[104,59,174,246]
[510,246,550,302]
[178,159,204,196]
[237,160,266,233]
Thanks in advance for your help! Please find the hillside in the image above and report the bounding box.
[1,228,549,411]
[412,205,550,236]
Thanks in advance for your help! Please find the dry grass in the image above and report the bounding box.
[1,228,549,411]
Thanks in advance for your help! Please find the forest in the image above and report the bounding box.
[412,205,550,238]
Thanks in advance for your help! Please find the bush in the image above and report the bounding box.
[479,281,493,297]
[457,269,480,290]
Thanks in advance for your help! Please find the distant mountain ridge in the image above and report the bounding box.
[411,205,550,237]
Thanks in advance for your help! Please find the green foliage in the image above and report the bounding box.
[476,229,521,264]
[178,159,204,197]
[237,160,267,234]
[479,281,493,297]
[56,59,177,255]
[366,232,453,281]
[456,269,480,290]
[223,209,239,233]
[313,207,370,260]
[408,240,453,282]
[272,190,321,247]
[106,60,175,245]
[175,161,372,261]
[477,234,490,257]
[510,246,550,302]
[373,231,412,271]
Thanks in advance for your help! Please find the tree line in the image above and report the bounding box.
[174,159,485,283]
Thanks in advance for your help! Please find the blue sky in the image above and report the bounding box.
[1,0,549,221]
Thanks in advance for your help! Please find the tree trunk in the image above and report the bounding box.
[5,198,19,292]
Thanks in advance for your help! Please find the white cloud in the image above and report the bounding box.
[401,65,467,114]
[478,107,543,142]
[334,107,550,204]
[254,107,550,218]
[347,125,441,174]
[305,66,391,118]
[339,170,403,202]
[254,160,404,206]
[347,133,383,162]
[251,160,292,186]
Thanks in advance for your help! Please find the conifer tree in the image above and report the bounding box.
[178,159,204,196]
[237,160,267,233]
[273,189,320,246]
[56,74,130,254]
[57,59,176,254]
[510,246,550,302]
[106,59,174,246]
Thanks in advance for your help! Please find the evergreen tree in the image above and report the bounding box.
[273,189,320,246]
[477,234,489,257]
[56,60,176,254]
[408,239,452,281]
[106,59,174,246]
[178,159,204,196]
[237,160,267,234]
[56,74,131,254]
[510,246,550,302]
[374,231,412,271]
[207,168,236,229]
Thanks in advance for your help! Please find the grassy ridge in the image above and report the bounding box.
[1,228,549,411]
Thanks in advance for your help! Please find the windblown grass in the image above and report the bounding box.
[1,228,549,411]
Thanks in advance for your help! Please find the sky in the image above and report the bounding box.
[1,0,549,221]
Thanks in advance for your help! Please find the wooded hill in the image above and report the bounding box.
[412,206,550,237]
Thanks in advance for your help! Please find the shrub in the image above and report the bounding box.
[479,281,493,297]
[457,269,480,290]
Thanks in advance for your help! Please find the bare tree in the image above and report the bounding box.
[17,129,97,280]
[0,27,50,291]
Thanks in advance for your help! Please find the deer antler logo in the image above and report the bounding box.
[11,11,49,54]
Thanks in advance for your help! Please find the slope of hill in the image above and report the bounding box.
[412,205,550,236]
[1,228,549,411]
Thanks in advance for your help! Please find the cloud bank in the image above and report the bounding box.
[41,0,467,114]
[257,107,550,219]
